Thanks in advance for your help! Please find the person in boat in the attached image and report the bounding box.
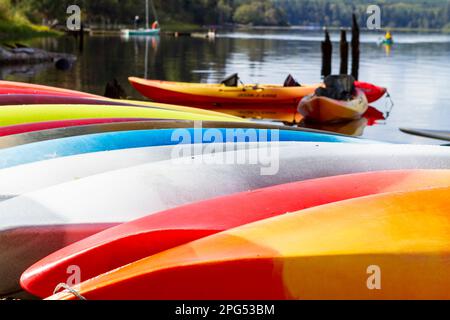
[383,31,393,45]
[134,16,140,29]
[152,21,159,30]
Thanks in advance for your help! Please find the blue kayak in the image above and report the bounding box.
[0,128,373,169]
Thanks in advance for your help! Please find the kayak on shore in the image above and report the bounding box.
[47,187,450,300]
[1,142,449,295]
[21,170,450,298]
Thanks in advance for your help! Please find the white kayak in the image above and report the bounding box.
[0,142,269,200]
[1,142,450,296]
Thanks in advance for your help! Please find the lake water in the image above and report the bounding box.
[2,29,450,144]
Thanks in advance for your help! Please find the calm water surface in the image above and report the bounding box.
[2,29,450,144]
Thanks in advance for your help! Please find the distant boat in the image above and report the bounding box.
[379,31,394,46]
[122,0,160,36]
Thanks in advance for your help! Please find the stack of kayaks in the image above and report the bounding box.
[0,80,448,300]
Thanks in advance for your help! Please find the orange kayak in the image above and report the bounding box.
[299,88,369,123]
[49,187,450,300]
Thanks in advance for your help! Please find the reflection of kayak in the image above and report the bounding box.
[0,81,99,98]
[305,118,368,137]
[0,104,242,128]
[400,128,450,142]
[3,143,450,295]
[298,89,369,123]
[49,187,450,300]
[129,78,386,123]
[23,170,450,298]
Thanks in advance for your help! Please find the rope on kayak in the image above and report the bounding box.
[53,283,87,300]
[384,91,395,119]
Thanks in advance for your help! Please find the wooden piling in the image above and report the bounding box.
[79,23,84,53]
[340,29,349,75]
[351,14,360,80]
[321,29,332,78]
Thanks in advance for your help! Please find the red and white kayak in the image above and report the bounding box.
[22,170,450,298]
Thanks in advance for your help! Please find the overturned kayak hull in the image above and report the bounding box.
[0,127,365,170]
[0,95,243,121]
[0,104,243,128]
[0,80,100,98]
[22,170,450,298]
[1,142,450,295]
[299,89,369,123]
[49,187,450,300]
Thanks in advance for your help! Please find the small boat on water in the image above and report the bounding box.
[22,170,450,298]
[47,187,450,300]
[380,31,394,46]
[299,75,369,123]
[121,0,160,36]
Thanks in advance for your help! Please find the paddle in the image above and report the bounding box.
[400,128,450,142]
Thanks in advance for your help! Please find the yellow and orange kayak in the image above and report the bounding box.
[299,88,369,123]
[49,187,450,300]
[129,77,321,123]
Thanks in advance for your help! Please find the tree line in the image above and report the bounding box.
[4,0,450,29]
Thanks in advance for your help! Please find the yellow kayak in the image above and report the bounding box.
[0,104,245,127]
[50,187,450,300]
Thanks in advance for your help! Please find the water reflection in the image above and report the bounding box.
[1,30,449,143]
[301,106,387,137]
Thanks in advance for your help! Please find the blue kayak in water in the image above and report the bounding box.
[0,128,374,169]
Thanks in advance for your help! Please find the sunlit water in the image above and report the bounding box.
[2,29,450,144]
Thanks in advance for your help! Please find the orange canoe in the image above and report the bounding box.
[49,187,450,300]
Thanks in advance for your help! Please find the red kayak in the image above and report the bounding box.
[355,81,387,103]
[0,118,152,137]
[0,81,100,98]
[21,170,450,298]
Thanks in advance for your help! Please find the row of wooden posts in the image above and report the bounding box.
[322,14,360,80]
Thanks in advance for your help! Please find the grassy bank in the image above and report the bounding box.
[0,21,60,41]
[0,0,60,41]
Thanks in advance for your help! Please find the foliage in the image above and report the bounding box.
[2,0,450,30]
